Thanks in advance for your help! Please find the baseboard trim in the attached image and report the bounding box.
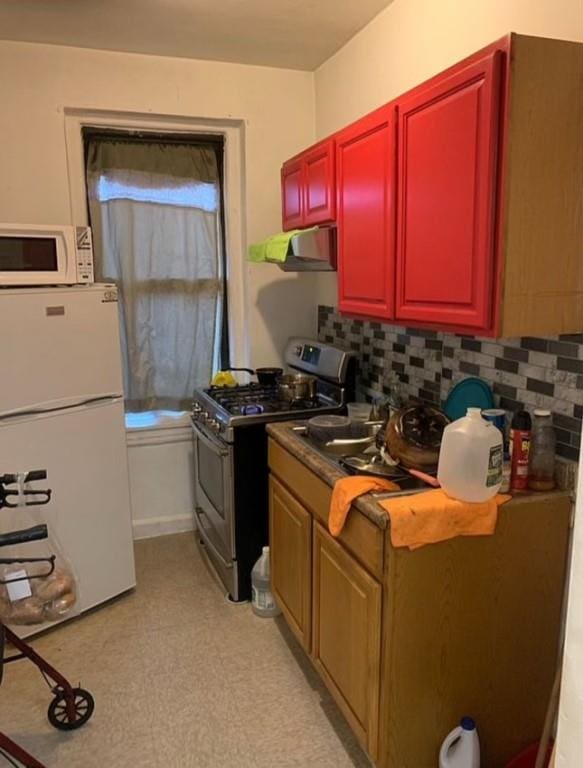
[132,512,194,540]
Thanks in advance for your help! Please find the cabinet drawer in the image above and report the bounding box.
[268,438,384,579]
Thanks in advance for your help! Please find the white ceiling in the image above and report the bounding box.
[0,0,392,71]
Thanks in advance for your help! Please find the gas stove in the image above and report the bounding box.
[190,337,356,602]
[191,338,357,443]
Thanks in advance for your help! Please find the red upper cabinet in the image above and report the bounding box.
[395,50,503,330]
[303,141,336,226]
[281,139,335,231]
[336,105,396,320]
[281,158,303,231]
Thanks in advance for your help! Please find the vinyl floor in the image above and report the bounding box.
[0,532,370,767]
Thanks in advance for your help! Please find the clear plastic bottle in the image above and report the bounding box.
[528,410,556,491]
[251,546,281,618]
[437,408,503,502]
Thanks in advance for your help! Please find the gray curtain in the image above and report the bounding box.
[86,139,223,411]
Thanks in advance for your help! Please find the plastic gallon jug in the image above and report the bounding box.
[439,716,480,768]
[251,546,281,618]
[438,407,503,502]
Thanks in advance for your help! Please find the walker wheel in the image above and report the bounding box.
[48,687,95,731]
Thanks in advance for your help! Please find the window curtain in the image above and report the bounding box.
[85,137,224,411]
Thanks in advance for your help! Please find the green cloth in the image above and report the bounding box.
[247,228,316,263]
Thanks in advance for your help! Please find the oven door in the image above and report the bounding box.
[192,419,235,561]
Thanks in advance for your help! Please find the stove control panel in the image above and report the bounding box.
[284,336,356,386]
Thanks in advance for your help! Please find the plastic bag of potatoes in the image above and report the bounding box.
[0,564,77,626]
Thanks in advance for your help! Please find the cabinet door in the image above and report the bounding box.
[336,105,396,320]
[303,139,336,226]
[313,523,381,759]
[269,476,312,651]
[281,158,303,231]
[395,50,503,330]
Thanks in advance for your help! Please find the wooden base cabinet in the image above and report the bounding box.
[313,523,382,760]
[269,476,312,651]
[268,436,571,768]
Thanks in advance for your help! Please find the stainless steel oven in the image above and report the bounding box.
[191,419,237,597]
[191,337,357,602]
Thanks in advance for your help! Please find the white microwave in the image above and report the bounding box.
[0,224,94,286]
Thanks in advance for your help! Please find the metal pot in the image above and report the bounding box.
[277,373,317,402]
[225,367,283,386]
[384,403,449,470]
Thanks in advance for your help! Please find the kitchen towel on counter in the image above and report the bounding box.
[329,476,400,537]
[380,490,511,551]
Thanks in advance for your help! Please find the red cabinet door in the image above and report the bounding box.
[281,158,303,231]
[336,105,396,320]
[395,50,503,330]
[303,140,336,226]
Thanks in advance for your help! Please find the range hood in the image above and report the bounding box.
[278,227,337,272]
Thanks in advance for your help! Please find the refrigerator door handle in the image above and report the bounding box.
[0,394,123,421]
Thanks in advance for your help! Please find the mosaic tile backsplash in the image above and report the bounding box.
[318,306,583,461]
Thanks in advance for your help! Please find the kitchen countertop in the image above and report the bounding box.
[267,420,391,529]
[266,420,573,532]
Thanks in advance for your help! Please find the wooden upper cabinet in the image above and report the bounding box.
[269,476,312,652]
[281,158,303,231]
[395,50,503,331]
[281,139,335,231]
[336,105,396,320]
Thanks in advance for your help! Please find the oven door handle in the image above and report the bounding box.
[194,508,233,570]
[192,421,229,457]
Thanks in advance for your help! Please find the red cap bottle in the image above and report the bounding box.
[509,410,532,491]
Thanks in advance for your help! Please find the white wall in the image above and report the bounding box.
[556,436,583,766]
[315,0,583,136]
[0,40,319,367]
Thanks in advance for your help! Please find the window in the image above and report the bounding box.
[84,131,229,411]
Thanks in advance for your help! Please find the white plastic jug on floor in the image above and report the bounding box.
[251,546,281,618]
[438,407,503,502]
[439,717,480,768]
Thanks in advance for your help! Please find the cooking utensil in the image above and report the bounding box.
[316,436,377,456]
[341,453,404,478]
[385,404,449,470]
[277,373,317,401]
[223,367,284,386]
[380,446,441,487]
[443,377,494,421]
[307,415,351,443]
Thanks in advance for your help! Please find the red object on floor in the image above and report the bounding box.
[505,742,554,768]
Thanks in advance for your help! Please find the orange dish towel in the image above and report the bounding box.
[329,476,400,537]
[379,489,511,550]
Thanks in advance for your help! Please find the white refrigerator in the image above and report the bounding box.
[0,284,136,620]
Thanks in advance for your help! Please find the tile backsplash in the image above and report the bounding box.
[318,306,583,461]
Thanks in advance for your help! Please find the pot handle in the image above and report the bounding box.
[407,468,440,488]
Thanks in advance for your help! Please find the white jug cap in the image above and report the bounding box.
[467,407,482,417]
